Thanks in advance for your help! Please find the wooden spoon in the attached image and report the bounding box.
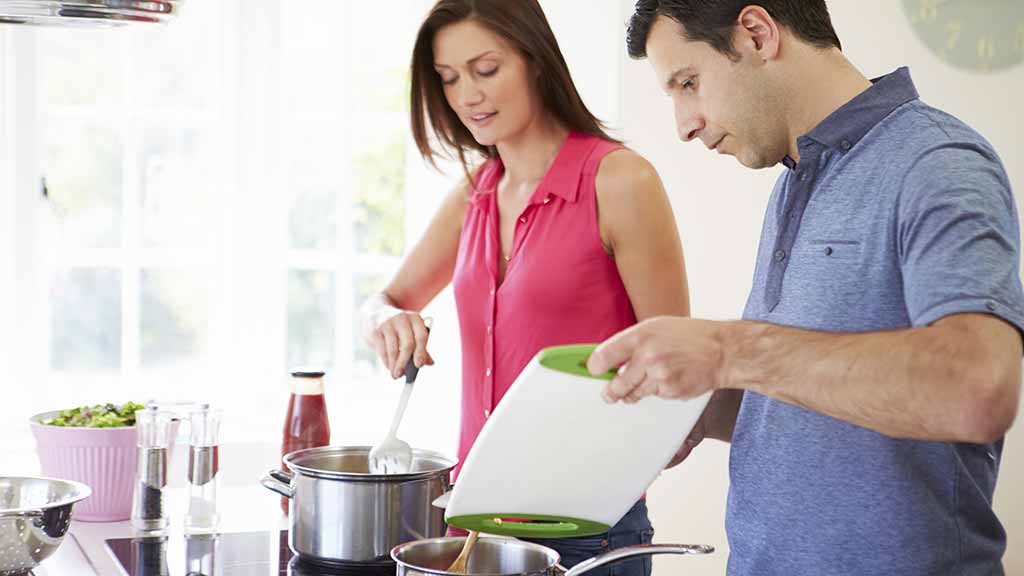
[446,530,480,574]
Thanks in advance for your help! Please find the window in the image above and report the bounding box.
[1,0,621,467]
[0,0,462,461]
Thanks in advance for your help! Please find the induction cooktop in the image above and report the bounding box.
[104,530,395,576]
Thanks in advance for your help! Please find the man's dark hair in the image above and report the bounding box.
[627,0,841,60]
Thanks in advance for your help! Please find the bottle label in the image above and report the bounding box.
[290,377,324,395]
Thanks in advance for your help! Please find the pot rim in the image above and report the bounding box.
[391,536,560,576]
[284,445,457,482]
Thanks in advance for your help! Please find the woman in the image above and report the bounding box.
[361,1,689,574]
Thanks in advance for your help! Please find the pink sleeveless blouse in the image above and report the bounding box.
[452,131,637,474]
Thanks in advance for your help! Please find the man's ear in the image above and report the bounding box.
[736,5,781,62]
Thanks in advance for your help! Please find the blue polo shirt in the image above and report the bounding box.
[729,68,1024,575]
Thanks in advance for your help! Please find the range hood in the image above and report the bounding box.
[0,0,182,27]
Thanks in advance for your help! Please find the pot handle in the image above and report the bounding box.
[432,477,455,509]
[561,543,714,576]
[260,469,295,499]
[431,489,452,509]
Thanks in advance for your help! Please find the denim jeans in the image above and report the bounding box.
[522,499,654,576]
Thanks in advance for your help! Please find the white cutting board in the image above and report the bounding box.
[445,344,711,538]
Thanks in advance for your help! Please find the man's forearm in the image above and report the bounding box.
[703,388,744,442]
[721,314,1021,443]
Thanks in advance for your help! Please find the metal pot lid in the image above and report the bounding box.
[284,446,457,482]
[0,0,183,27]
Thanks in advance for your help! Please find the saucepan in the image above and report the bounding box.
[261,445,456,565]
[391,536,714,576]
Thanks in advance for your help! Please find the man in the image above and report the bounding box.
[588,1,1024,574]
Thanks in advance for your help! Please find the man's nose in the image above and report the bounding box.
[674,102,705,143]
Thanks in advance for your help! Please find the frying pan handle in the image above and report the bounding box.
[561,544,715,576]
[260,469,294,499]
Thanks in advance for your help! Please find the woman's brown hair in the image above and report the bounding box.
[410,0,616,182]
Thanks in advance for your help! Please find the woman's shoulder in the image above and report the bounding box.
[570,132,653,179]
[594,147,662,201]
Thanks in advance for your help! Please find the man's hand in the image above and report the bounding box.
[666,410,708,468]
[664,388,745,468]
[587,316,727,404]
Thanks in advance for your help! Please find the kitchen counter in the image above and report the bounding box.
[5,441,287,574]
[31,528,95,576]
[37,484,287,575]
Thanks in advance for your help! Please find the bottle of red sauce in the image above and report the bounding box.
[281,369,330,515]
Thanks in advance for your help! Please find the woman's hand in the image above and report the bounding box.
[368,309,435,379]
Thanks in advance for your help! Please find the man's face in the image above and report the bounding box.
[645,15,788,169]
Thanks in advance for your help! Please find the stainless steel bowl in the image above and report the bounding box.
[0,476,91,575]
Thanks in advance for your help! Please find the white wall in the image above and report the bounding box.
[611,0,1024,574]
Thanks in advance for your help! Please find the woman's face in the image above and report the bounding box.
[432,19,540,146]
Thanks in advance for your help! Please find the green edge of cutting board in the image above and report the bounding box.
[446,513,611,538]
[537,344,617,381]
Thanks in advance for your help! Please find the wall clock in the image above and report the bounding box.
[902,0,1024,71]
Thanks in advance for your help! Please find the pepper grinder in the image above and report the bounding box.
[185,403,222,534]
[131,404,173,533]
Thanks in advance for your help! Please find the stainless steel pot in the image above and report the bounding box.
[261,445,456,565]
[0,476,91,576]
[391,537,714,576]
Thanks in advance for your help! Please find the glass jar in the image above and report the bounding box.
[281,370,330,514]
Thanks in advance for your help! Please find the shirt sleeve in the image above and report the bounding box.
[897,140,1024,336]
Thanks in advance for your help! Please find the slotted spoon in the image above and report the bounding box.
[368,358,421,474]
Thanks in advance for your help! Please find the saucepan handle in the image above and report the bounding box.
[560,544,714,576]
[431,483,454,509]
[260,469,295,499]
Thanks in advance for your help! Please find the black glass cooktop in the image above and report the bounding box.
[104,530,395,576]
